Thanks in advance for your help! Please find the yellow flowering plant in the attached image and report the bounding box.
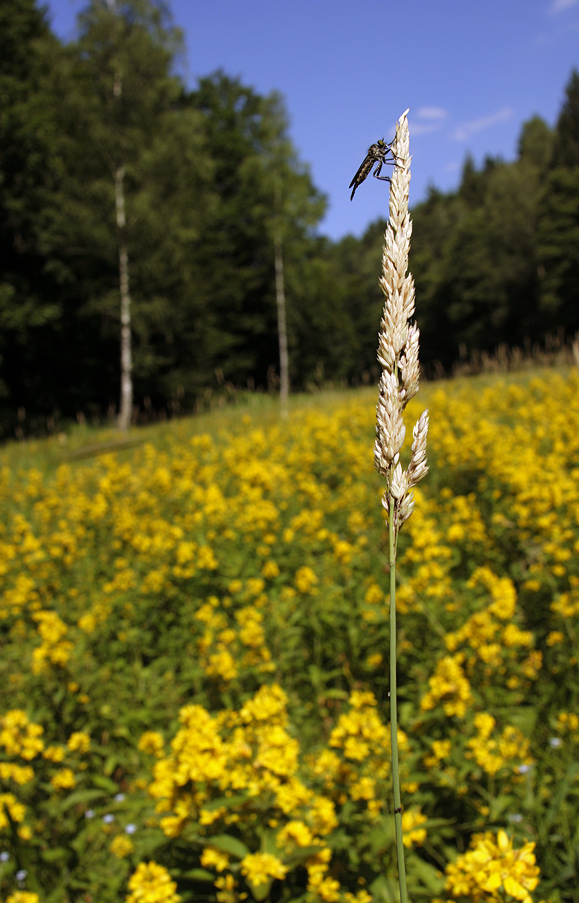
[136,684,403,902]
[441,829,540,903]
[2,338,579,900]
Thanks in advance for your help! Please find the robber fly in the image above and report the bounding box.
[349,138,397,200]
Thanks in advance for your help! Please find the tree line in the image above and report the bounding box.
[1,0,578,435]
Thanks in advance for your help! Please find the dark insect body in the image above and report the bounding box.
[349,138,397,200]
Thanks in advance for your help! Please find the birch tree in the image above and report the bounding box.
[70,0,184,429]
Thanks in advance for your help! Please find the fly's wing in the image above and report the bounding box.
[349,153,375,200]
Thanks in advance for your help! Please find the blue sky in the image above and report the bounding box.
[45,0,579,241]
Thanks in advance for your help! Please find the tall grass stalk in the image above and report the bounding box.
[374,110,429,901]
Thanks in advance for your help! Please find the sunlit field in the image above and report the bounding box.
[1,369,578,903]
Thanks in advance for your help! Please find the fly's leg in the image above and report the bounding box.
[372,161,392,183]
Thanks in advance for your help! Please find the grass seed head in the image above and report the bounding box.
[375,109,429,533]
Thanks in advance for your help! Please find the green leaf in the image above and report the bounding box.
[91,775,120,793]
[203,794,248,812]
[339,801,356,822]
[41,847,69,863]
[323,688,350,700]
[179,868,216,882]
[407,855,445,894]
[368,820,394,855]
[246,877,273,903]
[285,845,325,867]
[370,873,399,903]
[58,789,107,813]
[489,793,517,820]
[202,834,250,860]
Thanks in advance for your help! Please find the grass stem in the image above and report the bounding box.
[389,497,407,902]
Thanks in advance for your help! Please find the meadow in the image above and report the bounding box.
[1,369,578,903]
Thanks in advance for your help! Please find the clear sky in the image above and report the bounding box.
[44,0,579,241]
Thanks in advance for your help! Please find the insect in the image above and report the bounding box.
[349,138,397,200]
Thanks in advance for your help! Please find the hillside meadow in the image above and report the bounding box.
[1,369,578,903]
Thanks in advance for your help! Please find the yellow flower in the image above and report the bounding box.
[43,745,65,763]
[240,852,288,886]
[547,631,564,646]
[0,763,34,785]
[262,560,280,578]
[206,648,238,682]
[344,892,373,903]
[349,690,378,709]
[277,820,314,849]
[199,806,226,826]
[308,873,341,902]
[401,809,427,847]
[67,731,90,753]
[111,834,134,858]
[350,776,376,801]
[50,768,76,791]
[275,778,311,814]
[214,873,244,903]
[366,652,383,668]
[420,655,473,718]
[0,710,44,759]
[0,793,26,827]
[138,731,165,757]
[445,830,540,903]
[201,848,230,871]
[557,711,579,734]
[294,566,318,594]
[431,739,452,761]
[255,726,299,777]
[309,795,339,835]
[126,862,181,903]
[6,893,41,903]
[364,583,384,605]
[239,684,288,725]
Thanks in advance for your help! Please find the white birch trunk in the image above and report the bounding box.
[274,229,289,419]
[115,163,133,432]
[113,64,133,432]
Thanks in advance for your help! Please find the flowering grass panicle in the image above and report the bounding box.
[374,109,428,537]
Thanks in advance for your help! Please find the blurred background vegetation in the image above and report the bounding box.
[1,0,579,439]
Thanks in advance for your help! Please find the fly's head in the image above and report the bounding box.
[377,138,394,156]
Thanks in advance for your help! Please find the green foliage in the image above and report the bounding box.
[537,167,579,333]
[0,0,65,403]
[552,68,579,169]
[187,72,326,389]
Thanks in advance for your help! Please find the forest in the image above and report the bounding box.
[1,0,579,437]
